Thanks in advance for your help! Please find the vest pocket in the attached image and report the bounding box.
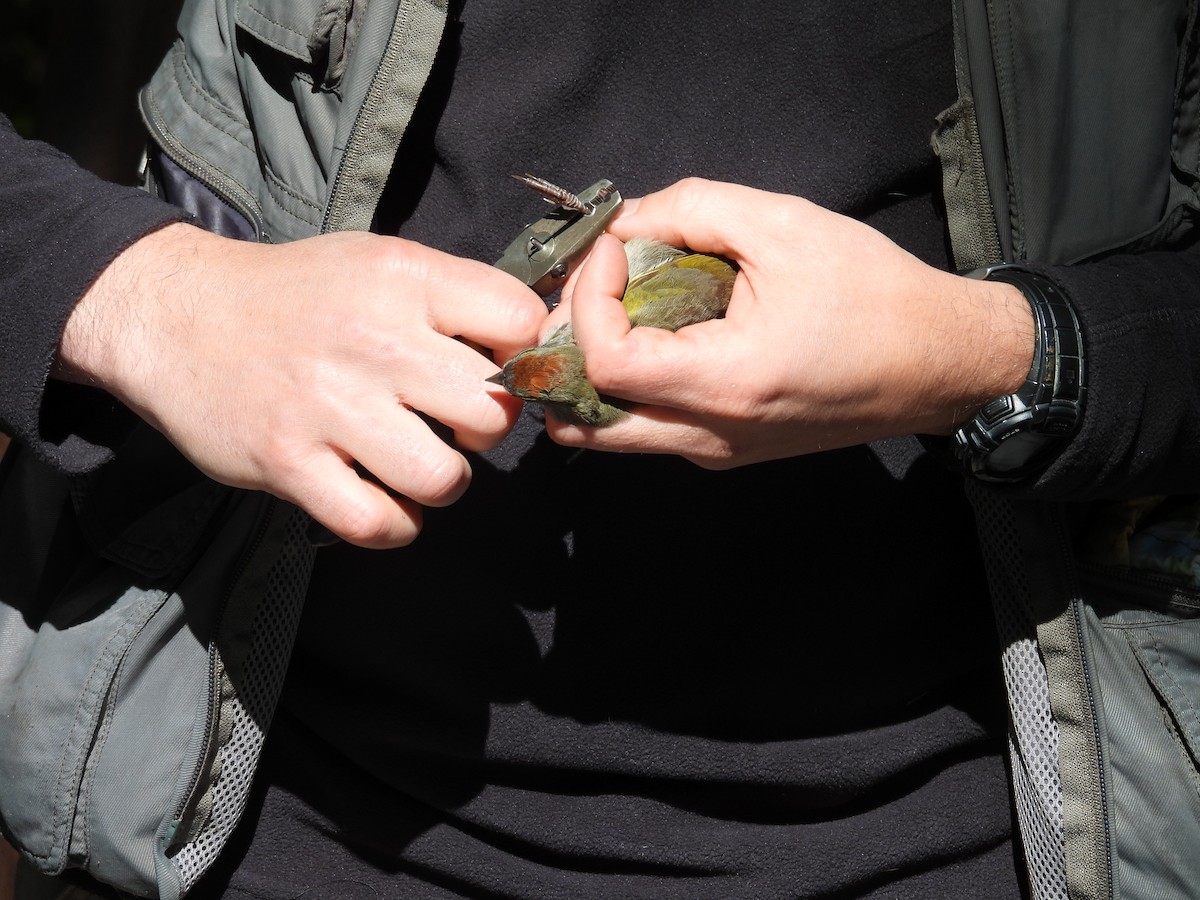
[1078,567,1200,898]
[1125,617,1200,770]
[235,0,358,88]
[0,437,309,898]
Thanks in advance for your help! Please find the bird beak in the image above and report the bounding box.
[484,371,506,385]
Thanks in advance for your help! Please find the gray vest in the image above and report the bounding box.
[3,1,1199,897]
[939,2,1200,899]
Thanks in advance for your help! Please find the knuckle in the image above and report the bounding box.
[688,436,741,470]
[337,504,395,547]
[767,197,812,236]
[584,329,649,392]
[492,266,550,334]
[365,234,424,281]
[722,391,773,424]
[334,313,410,366]
[334,495,422,548]
[670,177,713,220]
[255,429,312,484]
[507,292,547,339]
[409,453,471,508]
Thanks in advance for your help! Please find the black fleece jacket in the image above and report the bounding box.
[0,113,186,473]
[4,124,1200,504]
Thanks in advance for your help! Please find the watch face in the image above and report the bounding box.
[985,430,1056,478]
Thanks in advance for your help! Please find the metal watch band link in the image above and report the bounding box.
[948,264,1086,482]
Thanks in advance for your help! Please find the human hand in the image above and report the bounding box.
[545,178,1034,467]
[56,223,546,548]
[490,237,736,427]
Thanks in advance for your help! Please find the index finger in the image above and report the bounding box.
[607,178,781,261]
[415,246,548,359]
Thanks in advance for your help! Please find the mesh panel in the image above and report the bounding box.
[172,505,315,893]
[970,487,1069,900]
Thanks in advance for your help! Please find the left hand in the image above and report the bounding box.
[544,178,1034,468]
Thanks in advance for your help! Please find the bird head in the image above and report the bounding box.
[489,340,586,404]
[487,336,627,427]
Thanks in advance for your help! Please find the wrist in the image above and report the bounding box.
[907,270,1034,437]
[55,221,209,403]
[937,265,1086,482]
[955,276,1037,410]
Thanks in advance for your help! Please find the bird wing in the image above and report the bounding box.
[623,261,735,331]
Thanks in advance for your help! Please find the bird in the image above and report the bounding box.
[488,236,736,426]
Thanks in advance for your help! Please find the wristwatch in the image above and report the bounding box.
[944,264,1086,482]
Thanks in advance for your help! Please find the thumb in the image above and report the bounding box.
[570,233,633,353]
[572,233,717,407]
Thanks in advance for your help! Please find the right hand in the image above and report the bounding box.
[56,223,546,549]
[546,179,1032,468]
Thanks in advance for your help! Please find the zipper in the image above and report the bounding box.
[320,1,449,235]
[1052,507,1115,900]
[164,494,278,852]
[138,92,269,242]
[317,21,399,236]
[162,645,220,855]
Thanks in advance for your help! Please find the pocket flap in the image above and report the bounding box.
[235,0,356,85]
[1128,620,1200,760]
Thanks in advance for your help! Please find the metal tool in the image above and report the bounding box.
[495,174,624,295]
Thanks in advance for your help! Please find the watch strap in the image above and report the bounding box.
[946,265,1086,482]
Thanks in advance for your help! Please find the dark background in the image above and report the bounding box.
[0,0,182,462]
[1,0,183,182]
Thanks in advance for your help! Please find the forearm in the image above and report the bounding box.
[0,113,188,472]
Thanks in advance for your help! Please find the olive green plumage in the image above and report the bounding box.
[491,238,736,426]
